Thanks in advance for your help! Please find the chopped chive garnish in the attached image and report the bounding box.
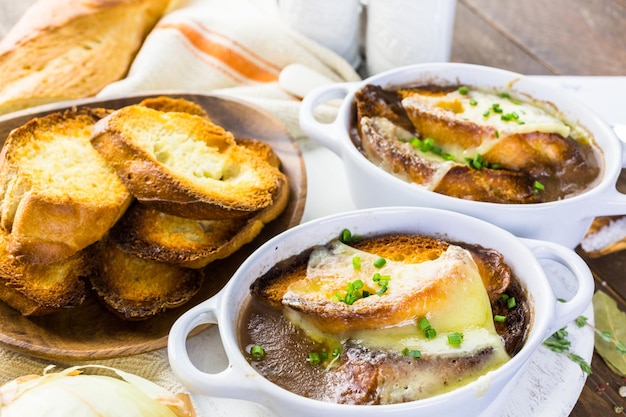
[421,137,435,152]
[417,317,437,339]
[483,110,491,117]
[352,256,361,269]
[469,98,478,106]
[507,297,517,309]
[307,352,321,365]
[250,345,266,361]
[533,180,545,194]
[401,347,410,356]
[418,317,431,331]
[500,92,511,99]
[373,257,386,268]
[458,86,469,95]
[340,228,361,244]
[424,328,437,340]
[332,347,341,357]
[447,332,464,346]
[494,315,506,323]
[410,349,422,358]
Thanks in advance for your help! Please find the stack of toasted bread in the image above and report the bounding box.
[0,96,289,320]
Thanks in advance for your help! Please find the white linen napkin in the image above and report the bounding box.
[98,0,362,140]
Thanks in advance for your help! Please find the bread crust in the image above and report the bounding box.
[91,105,284,219]
[108,139,290,268]
[0,107,132,264]
[89,237,204,320]
[0,0,171,115]
[0,230,92,316]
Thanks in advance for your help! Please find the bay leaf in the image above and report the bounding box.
[592,290,626,377]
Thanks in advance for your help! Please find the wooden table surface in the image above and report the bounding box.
[1,0,626,416]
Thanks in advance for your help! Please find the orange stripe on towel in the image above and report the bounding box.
[158,21,279,83]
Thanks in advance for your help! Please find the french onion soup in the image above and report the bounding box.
[350,84,602,203]
[242,231,530,405]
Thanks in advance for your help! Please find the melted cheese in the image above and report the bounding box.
[403,89,571,138]
[282,240,508,359]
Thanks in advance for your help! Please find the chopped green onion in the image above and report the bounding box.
[500,112,519,122]
[418,317,431,331]
[340,228,362,244]
[332,347,341,357]
[373,257,386,268]
[410,349,422,358]
[307,352,321,365]
[507,297,517,309]
[418,317,437,339]
[250,345,266,361]
[469,98,478,106]
[352,256,361,269]
[533,180,545,194]
[483,110,491,117]
[447,332,464,346]
[494,315,506,323]
[500,92,511,99]
[458,86,469,95]
[421,137,435,152]
[401,347,410,356]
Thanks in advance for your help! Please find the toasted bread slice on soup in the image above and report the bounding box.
[0,107,132,264]
[91,104,285,220]
[251,234,512,332]
[0,227,92,316]
[109,138,289,269]
[354,84,600,204]
[89,237,204,321]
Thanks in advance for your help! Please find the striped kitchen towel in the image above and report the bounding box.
[98,0,362,140]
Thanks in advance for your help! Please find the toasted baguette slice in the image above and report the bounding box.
[251,234,512,334]
[355,84,601,203]
[0,228,92,316]
[109,138,289,268]
[89,237,204,320]
[0,0,171,115]
[0,107,133,264]
[91,105,284,219]
[138,96,210,118]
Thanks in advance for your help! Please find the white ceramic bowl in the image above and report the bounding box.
[168,206,593,417]
[299,63,626,248]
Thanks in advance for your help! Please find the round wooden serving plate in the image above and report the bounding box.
[0,93,306,360]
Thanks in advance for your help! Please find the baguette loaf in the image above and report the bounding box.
[89,237,204,320]
[0,228,93,316]
[0,107,133,264]
[0,0,171,115]
[108,138,289,268]
[91,105,285,219]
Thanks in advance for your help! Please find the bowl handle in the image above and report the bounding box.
[299,82,356,155]
[520,238,595,336]
[167,293,261,401]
